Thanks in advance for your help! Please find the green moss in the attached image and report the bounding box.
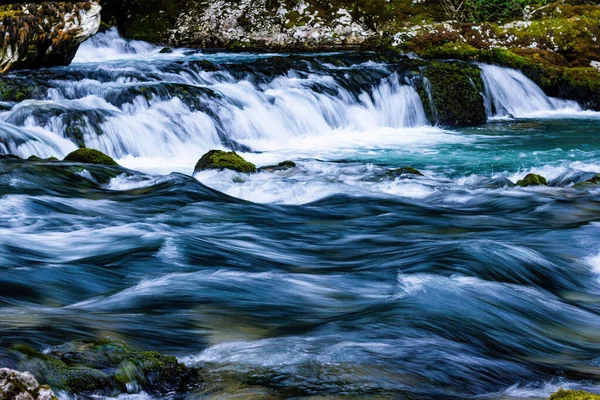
[416,61,486,127]
[64,148,118,166]
[387,167,423,178]
[12,338,197,397]
[194,150,256,173]
[258,160,297,172]
[516,173,547,187]
[573,174,600,188]
[550,389,600,400]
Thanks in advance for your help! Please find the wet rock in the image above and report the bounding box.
[0,368,58,400]
[12,338,200,397]
[573,174,600,188]
[194,150,256,173]
[0,2,101,73]
[413,61,486,127]
[550,389,600,400]
[258,160,296,172]
[159,47,174,54]
[64,148,119,166]
[386,167,423,178]
[516,173,547,187]
[0,154,21,160]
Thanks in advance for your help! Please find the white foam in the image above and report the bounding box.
[73,28,184,63]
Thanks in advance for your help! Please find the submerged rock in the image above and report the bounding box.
[581,174,600,185]
[386,167,423,178]
[0,2,101,73]
[0,368,58,400]
[194,150,256,173]
[550,389,600,400]
[13,338,200,397]
[64,148,118,166]
[258,160,296,172]
[516,173,547,187]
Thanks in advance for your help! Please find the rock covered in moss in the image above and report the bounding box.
[573,174,600,188]
[0,2,101,73]
[258,160,296,172]
[13,338,200,397]
[516,173,547,187]
[64,148,119,166]
[0,368,58,400]
[387,166,423,178]
[550,389,600,400]
[194,150,256,173]
[414,61,486,127]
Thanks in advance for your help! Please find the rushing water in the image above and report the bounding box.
[2,28,600,399]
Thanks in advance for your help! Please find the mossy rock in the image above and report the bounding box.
[415,61,487,127]
[258,160,297,172]
[550,389,600,400]
[0,154,22,160]
[516,173,547,187]
[194,150,256,173]
[387,167,423,178]
[12,338,199,397]
[64,148,118,166]
[573,174,600,188]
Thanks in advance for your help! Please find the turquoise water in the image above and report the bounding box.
[1,29,600,399]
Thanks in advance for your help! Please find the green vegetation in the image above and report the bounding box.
[387,167,423,178]
[416,61,486,127]
[194,150,257,173]
[64,148,119,166]
[517,173,547,187]
[258,160,297,172]
[12,338,197,396]
[550,389,600,400]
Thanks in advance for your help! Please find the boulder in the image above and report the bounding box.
[0,368,58,400]
[258,160,296,172]
[194,150,256,173]
[13,338,199,397]
[414,61,487,127]
[64,148,118,166]
[516,173,547,187]
[386,167,423,178]
[0,2,101,73]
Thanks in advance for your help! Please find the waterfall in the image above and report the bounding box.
[480,64,581,119]
[0,30,430,162]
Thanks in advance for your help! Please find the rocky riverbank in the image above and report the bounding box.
[99,0,600,111]
[0,1,101,72]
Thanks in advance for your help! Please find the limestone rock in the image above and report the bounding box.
[0,368,58,400]
[0,1,101,73]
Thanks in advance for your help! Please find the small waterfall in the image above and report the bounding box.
[0,33,430,161]
[72,27,160,63]
[480,64,581,118]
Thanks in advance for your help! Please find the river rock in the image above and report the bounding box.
[413,61,487,127]
[0,368,58,400]
[516,173,547,187]
[13,338,200,397]
[386,167,423,178]
[194,150,256,173]
[64,148,118,166]
[0,2,101,73]
[258,160,296,172]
